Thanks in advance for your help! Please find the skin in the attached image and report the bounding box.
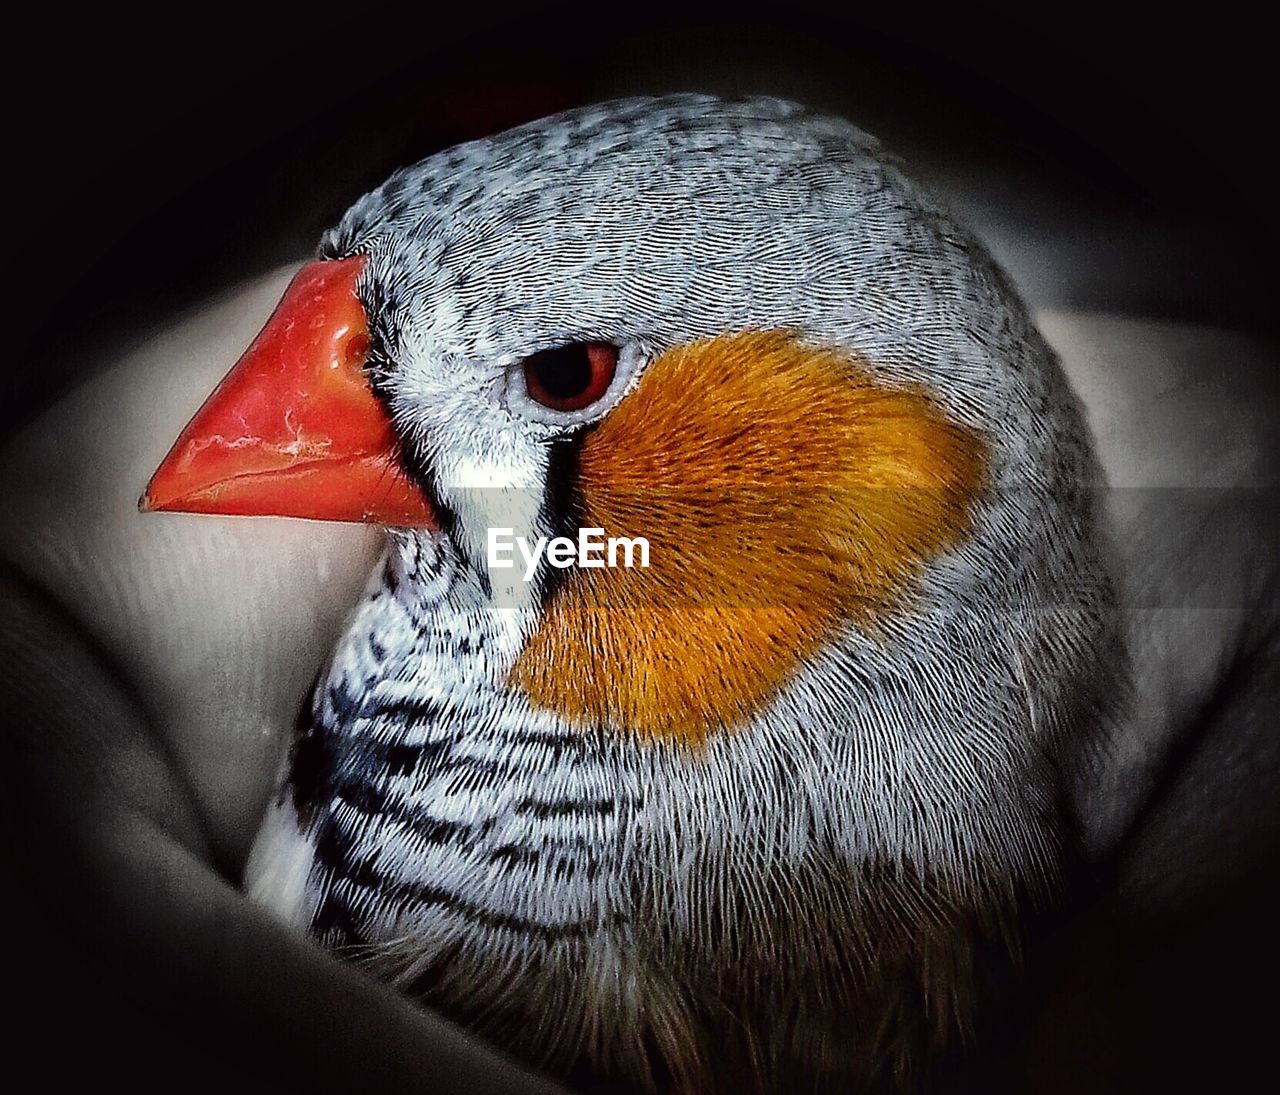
[1,279,1276,1088]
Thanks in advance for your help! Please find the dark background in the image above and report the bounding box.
[4,4,1276,1092]
[6,2,1277,440]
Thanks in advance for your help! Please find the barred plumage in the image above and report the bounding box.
[235,95,1122,1092]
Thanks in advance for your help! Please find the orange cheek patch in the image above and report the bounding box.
[510,330,988,744]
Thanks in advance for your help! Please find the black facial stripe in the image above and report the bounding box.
[536,431,590,606]
[543,431,588,539]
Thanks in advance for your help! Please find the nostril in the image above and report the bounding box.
[342,333,370,369]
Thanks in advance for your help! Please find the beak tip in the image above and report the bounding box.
[138,256,437,527]
[138,482,166,513]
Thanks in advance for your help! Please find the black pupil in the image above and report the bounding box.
[528,344,593,400]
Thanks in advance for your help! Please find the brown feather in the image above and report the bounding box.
[512,330,988,743]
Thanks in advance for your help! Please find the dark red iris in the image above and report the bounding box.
[523,342,618,412]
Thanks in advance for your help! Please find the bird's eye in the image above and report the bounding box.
[523,343,618,412]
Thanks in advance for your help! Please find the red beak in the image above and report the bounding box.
[141,256,435,527]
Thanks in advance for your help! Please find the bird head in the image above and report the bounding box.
[144,95,1110,751]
